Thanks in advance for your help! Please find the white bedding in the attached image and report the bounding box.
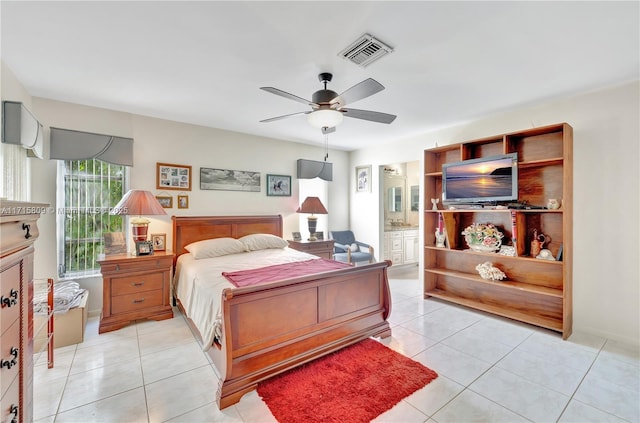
[174,247,319,351]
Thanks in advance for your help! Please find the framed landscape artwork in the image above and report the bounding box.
[200,167,260,192]
[157,162,192,191]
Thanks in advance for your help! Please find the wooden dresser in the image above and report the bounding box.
[97,251,174,333]
[1,201,47,423]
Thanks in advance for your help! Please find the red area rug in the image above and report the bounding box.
[257,338,438,423]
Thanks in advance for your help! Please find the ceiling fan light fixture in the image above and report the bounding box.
[307,109,343,129]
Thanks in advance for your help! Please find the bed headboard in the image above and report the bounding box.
[171,215,283,265]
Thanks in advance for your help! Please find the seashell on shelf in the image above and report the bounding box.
[475,261,507,281]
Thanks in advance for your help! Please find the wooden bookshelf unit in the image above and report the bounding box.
[423,123,573,339]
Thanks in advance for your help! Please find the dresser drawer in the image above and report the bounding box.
[111,289,164,315]
[0,319,20,399]
[111,272,163,296]
[0,263,21,336]
[0,374,19,423]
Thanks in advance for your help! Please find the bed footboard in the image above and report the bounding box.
[208,260,392,409]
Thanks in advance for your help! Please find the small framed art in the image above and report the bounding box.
[356,165,372,193]
[266,174,291,196]
[156,195,173,208]
[292,231,302,241]
[157,162,192,191]
[151,233,166,251]
[135,240,154,256]
[177,195,189,209]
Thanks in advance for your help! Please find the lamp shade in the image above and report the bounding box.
[306,109,343,129]
[111,190,167,216]
[296,197,328,215]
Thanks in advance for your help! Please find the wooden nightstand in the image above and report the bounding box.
[287,239,335,259]
[97,251,174,333]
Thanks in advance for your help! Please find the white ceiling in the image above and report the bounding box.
[2,1,638,151]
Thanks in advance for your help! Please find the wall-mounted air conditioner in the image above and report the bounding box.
[2,101,44,159]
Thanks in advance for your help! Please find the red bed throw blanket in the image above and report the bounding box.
[222,258,352,288]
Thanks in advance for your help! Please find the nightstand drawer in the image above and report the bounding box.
[111,272,163,296]
[111,289,164,315]
[287,240,335,259]
[295,242,331,253]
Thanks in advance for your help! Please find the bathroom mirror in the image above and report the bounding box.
[410,185,419,211]
[387,186,403,212]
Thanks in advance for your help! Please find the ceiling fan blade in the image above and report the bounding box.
[259,111,309,123]
[341,108,396,124]
[321,126,336,135]
[330,78,385,107]
[260,87,317,107]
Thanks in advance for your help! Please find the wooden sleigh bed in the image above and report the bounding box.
[171,215,392,409]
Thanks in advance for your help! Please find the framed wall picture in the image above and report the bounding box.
[177,194,189,209]
[266,174,291,196]
[200,167,260,192]
[155,195,173,208]
[151,233,166,251]
[356,165,372,193]
[135,240,154,256]
[157,162,192,191]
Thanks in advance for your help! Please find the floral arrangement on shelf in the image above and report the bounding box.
[462,223,504,252]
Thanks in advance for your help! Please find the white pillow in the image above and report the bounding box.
[239,234,288,251]
[349,243,360,252]
[185,237,246,259]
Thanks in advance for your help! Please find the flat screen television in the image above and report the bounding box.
[442,153,518,204]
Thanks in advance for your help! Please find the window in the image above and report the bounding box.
[57,159,127,278]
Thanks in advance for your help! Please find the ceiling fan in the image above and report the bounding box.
[259,72,396,134]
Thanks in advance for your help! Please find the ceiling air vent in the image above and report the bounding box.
[339,33,393,68]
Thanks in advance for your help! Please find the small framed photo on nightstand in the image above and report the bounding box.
[135,241,154,256]
[292,231,302,241]
[315,232,324,240]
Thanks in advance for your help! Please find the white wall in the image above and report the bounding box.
[350,80,640,345]
[23,97,349,316]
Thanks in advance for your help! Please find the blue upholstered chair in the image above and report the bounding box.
[330,230,375,264]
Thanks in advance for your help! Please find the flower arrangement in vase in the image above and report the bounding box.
[462,223,503,252]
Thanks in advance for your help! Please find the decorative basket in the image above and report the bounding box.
[462,223,503,252]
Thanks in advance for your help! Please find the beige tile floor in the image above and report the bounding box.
[34,265,639,422]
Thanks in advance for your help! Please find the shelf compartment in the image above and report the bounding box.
[426,248,564,290]
[518,163,564,207]
[425,268,563,298]
[425,273,563,323]
[425,146,461,174]
[462,137,504,160]
[507,128,565,163]
[425,288,563,332]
